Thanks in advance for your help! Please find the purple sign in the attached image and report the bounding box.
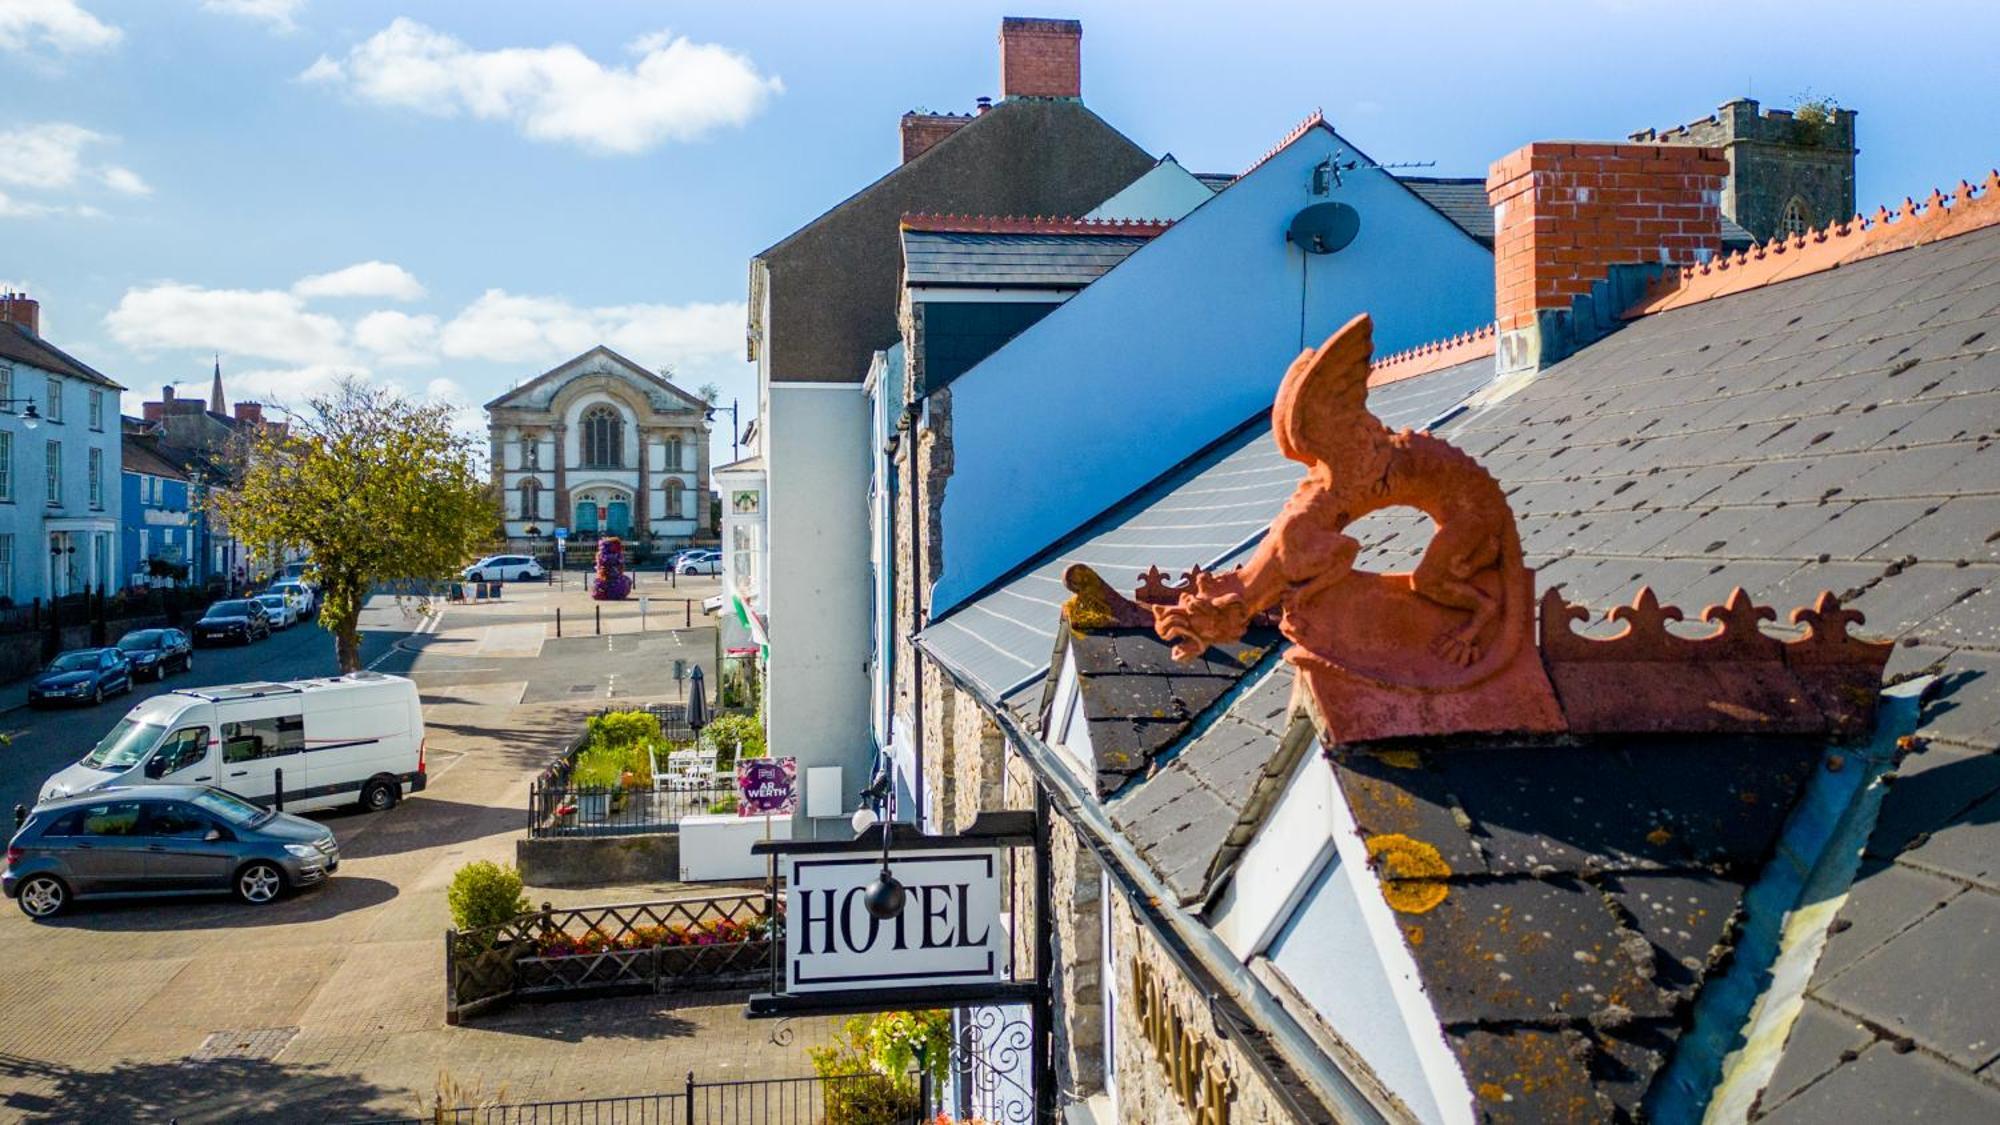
[737,757,797,818]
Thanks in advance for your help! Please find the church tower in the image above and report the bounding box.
[1631,97,1858,243]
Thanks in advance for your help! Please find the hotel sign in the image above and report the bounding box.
[783,847,1007,994]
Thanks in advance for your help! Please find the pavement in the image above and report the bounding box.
[0,575,840,1124]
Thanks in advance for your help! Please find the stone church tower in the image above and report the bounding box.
[1631,97,1858,243]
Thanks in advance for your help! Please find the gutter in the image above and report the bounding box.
[917,637,1392,1124]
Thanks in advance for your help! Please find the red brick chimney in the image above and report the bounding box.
[1486,141,1729,373]
[999,17,1081,100]
[0,292,40,336]
[901,111,971,163]
[233,401,264,426]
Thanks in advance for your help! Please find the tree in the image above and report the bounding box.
[697,382,722,406]
[210,380,497,671]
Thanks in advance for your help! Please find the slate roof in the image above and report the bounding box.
[902,230,1153,289]
[0,322,124,389]
[121,434,190,481]
[920,355,1497,707]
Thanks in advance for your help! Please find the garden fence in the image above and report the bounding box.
[342,1070,925,1125]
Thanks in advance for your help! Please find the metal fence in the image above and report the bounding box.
[346,1070,924,1125]
[528,780,737,838]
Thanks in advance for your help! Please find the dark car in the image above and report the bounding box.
[3,785,339,918]
[194,599,271,645]
[27,648,134,708]
[115,627,193,681]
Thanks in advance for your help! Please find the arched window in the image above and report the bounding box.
[521,433,540,469]
[665,479,686,520]
[519,478,541,520]
[666,435,684,472]
[1780,197,1813,237]
[582,405,622,468]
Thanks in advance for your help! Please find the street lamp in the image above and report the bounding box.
[1,401,40,430]
[858,764,904,920]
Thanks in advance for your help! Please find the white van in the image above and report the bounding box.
[38,673,427,814]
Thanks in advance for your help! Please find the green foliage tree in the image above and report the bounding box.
[446,860,530,931]
[209,380,497,671]
[807,1010,950,1123]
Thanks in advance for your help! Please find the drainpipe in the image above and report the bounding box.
[904,402,925,830]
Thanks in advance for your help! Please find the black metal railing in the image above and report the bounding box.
[528,779,737,838]
[342,1070,925,1125]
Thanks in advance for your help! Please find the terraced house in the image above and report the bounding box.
[887,114,2000,1124]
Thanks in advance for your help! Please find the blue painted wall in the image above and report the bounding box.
[929,124,1496,613]
[121,466,199,588]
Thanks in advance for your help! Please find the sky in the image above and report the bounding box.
[4,0,1996,461]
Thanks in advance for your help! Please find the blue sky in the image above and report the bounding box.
[4,0,1995,458]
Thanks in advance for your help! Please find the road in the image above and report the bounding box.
[0,595,425,818]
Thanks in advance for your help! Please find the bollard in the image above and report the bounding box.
[595,605,601,636]
[684,599,691,628]
[555,607,562,638]
[641,597,648,632]
[274,767,285,811]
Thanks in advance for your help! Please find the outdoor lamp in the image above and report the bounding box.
[1,401,40,430]
[850,806,879,834]
[863,864,906,920]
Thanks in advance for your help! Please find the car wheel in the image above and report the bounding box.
[360,778,399,813]
[91,684,104,706]
[234,861,285,905]
[468,570,483,583]
[16,874,67,919]
[180,654,193,674]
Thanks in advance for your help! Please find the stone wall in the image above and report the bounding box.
[516,832,681,888]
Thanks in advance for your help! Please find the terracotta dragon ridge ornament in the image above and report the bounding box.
[1152,312,1567,744]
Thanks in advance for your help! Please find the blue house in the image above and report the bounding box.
[119,430,199,588]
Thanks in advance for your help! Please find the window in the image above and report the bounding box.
[665,478,686,521]
[0,430,11,501]
[155,728,210,776]
[65,800,145,837]
[0,363,10,409]
[0,535,13,600]
[519,478,541,520]
[44,376,60,423]
[221,714,305,762]
[522,435,540,469]
[1781,197,1813,237]
[45,440,59,505]
[88,388,103,431]
[666,435,684,472]
[88,447,102,508]
[145,803,212,838]
[582,405,622,468]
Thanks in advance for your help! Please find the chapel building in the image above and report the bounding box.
[485,346,714,554]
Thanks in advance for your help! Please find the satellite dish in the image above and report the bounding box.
[1288,202,1360,254]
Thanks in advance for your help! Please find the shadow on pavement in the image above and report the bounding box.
[34,876,398,932]
[330,798,529,861]
[0,1050,400,1124]
[473,991,728,1044]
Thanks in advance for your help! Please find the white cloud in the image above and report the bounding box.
[300,18,782,154]
[200,0,304,33]
[438,290,744,368]
[0,188,100,219]
[353,309,439,365]
[293,260,426,301]
[105,283,348,366]
[0,0,120,56]
[100,165,150,196]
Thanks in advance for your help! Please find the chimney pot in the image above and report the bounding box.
[1487,141,1729,373]
[999,16,1082,100]
[162,385,175,401]
[0,293,40,337]
[976,96,992,114]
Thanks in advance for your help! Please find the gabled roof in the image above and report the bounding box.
[0,323,124,390]
[121,434,191,481]
[484,344,709,413]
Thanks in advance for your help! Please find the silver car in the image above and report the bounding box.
[2,785,339,919]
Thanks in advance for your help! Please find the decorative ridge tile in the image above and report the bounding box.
[899,212,1172,236]
[1629,170,2000,317]
[1368,322,1496,388]
[1236,107,1328,181]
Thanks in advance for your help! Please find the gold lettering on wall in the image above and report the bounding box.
[1131,957,1233,1124]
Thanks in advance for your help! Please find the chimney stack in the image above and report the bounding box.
[233,402,264,426]
[0,292,40,337]
[1487,141,1728,374]
[900,111,971,164]
[999,17,1081,100]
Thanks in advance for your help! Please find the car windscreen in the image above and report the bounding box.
[117,631,163,651]
[207,601,253,616]
[190,788,269,827]
[83,718,166,769]
[49,651,101,671]
[257,596,285,607]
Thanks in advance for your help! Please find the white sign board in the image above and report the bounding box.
[784,847,1008,994]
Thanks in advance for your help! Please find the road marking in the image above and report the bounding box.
[365,606,443,671]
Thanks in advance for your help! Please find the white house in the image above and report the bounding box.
[485,346,714,555]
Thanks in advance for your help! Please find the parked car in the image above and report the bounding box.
[462,554,545,583]
[115,628,193,681]
[255,593,298,629]
[194,599,272,645]
[675,550,721,576]
[3,785,339,918]
[268,578,317,616]
[28,649,135,708]
[38,672,428,814]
